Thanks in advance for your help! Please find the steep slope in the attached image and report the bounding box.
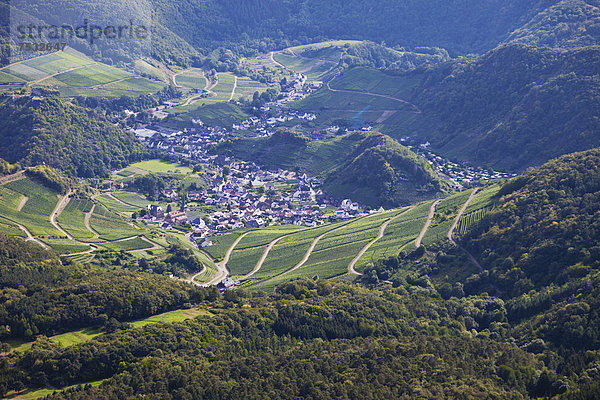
[464,147,600,289]
[0,91,146,178]
[218,131,446,207]
[375,44,600,172]
[150,0,554,56]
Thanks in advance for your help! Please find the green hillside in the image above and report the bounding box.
[464,147,600,291]
[298,45,600,172]
[507,0,600,48]
[219,130,446,207]
[0,91,147,178]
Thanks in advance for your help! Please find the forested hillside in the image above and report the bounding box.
[465,147,600,290]
[0,91,146,178]
[507,0,600,48]
[219,131,446,207]
[0,277,550,399]
[382,44,600,172]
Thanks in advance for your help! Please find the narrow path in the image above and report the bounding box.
[228,76,237,101]
[445,188,487,274]
[447,189,479,245]
[270,51,285,68]
[176,74,218,107]
[50,189,75,240]
[15,223,49,250]
[201,231,251,287]
[50,189,98,255]
[0,170,25,185]
[32,65,88,85]
[16,196,28,212]
[252,221,360,287]
[241,234,289,280]
[415,200,441,248]
[61,244,97,257]
[188,264,207,286]
[84,204,100,239]
[326,81,422,114]
[348,207,414,275]
[130,236,163,252]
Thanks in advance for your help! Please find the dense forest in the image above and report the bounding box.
[219,130,447,207]
[0,90,147,178]
[357,149,600,395]
[0,234,209,340]
[0,277,561,398]
[5,0,599,67]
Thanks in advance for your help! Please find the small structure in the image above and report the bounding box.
[217,278,239,291]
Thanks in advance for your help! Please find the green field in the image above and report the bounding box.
[89,203,140,241]
[134,59,166,81]
[421,190,474,246]
[100,236,152,252]
[131,307,210,327]
[0,48,165,97]
[165,102,249,129]
[57,197,95,239]
[176,70,207,89]
[0,178,62,237]
[96,193,139,213]
[40,238,92,254]
[122,159,193,175]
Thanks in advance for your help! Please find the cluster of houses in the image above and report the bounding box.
[232,110,316,132]
[399,136,517,190]
[138,157,366,249]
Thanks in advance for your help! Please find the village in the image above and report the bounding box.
[137,158,366,249]
[124,72,515,252]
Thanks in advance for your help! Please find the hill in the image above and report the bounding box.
[0,90,147,178]
[506,0,600,48]
[219,130,447,207]
[464,147,600,290]
[298,45,600,172]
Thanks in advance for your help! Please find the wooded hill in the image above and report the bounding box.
[219,130,447,207]
[0,91,146,178]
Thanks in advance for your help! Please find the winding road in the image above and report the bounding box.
[241,234,290,280]
[200,231,252,287]
[188,264,208,286]
[15,223,49,250]
[348,207,415,275]
[50,189,75,240]
[446,189,486,274]
[50,189,98,255]
[84,204,100,239]
[415,200,441,248]
[270,51,285,68]
[326,82,422,114]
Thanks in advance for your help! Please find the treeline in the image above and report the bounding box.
[0,91,147,178]
[465,148,600,289]
[92,245,205,278]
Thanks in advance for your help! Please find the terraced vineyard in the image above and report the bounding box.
[57,197,95,240]
[0,48,165,97]
[456,185,501,236]
[217,191,492,292]
[0,166,494,290]
[0,177,62,237]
